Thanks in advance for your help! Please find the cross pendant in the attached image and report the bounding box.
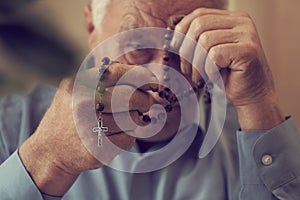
[93,118,108,147]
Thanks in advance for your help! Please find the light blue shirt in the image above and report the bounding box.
[0,85,300,200]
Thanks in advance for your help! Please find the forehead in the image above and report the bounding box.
[134,0,225,16]
[111,0,225,32]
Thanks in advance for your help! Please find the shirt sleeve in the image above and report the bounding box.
[0,85,59,200]
[237,117,300,200]
[0,150,62,200]
[0,150,44,200]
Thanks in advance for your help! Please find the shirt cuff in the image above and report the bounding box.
[0,150,44,200]
[43,194,62,200]
[237,117,300,199]
[0,150,62,200]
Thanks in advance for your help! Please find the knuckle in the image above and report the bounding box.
[130,111,139,121]
[235,10,251,18]
[244,43,259,57]
[249,32,259,43]
[241,15,254,25]
[238,26,257,42]
[175,24,184,33]
[193,8,206,16]
[242,12,251,18]
[191,17,203,30]
[209,46,223,64]
[130,112,144,126]
[199,32,210,45]
[114,68,125,81]
[129,91,144,110]
[179,46,188,57]
[140,67,154,79]
[110,63,133,82]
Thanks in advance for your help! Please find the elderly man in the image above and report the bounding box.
[1,0,300,199]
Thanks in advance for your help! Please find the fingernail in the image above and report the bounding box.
[192,73,199,83]
[180,61,187,74]
[182,69,188,75]
[181,68,189,75]
[181,61,190,75]
[170,38,176,49]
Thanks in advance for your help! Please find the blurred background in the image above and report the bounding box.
[0,0,299,128]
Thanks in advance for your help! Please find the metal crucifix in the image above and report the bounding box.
[93,118,108,147]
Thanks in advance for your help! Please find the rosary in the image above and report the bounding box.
[93,17,211,147]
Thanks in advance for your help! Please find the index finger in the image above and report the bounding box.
[170,8,230,50]
[102,62,159,91]
[76,62,159,92]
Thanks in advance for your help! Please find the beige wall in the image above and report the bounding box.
[230,0,300,129]
[0,0,89,96]
[30,0,89,59]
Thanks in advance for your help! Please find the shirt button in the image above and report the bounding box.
[262,155,273,166]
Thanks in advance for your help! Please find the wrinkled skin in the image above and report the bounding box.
[19,0,284,196]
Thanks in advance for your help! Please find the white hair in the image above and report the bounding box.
[91,0,112,27]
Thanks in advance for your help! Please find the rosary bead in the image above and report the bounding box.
[166,27,173,35]
[165,94,170,101]
[102,57,111,65]
[163,75,170,82]
[163,55,170,62]
[204,95,212,104]
[143,115,151,123]
[163,67,170,72]
[189,87,195,94]
[196,81,205,89]
[96,85,105,94]
[96,86,101,93]
[206,82,214,91]
[203,89,212,104]
[177,95,183,102]
[183,90,190,97]
[165,104,173,112]
[164,87,171,92]
[171,95,177,102]
[168,96,177,104]
[96,103,105,112]
[151,87,159,92]
[193,86,198,93]
[163,44,170,51]
[164,34,173,41]
[99,67,106,75]
[159,91,166,98]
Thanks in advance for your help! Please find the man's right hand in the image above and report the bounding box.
[18,62,158,196]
